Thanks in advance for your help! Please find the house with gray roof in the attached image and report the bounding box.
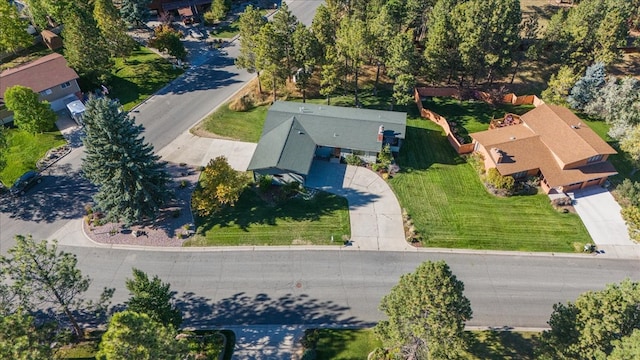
[248,101,407,184]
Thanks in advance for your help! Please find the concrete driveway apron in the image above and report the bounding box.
[570,187,640,259]
[305,161,409,251]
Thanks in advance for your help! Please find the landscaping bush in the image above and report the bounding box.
[621,206,640,241]
[486,168,515,191]
[229,94,254,112]
[551,196,573,207]
[257,175,273,193]
[615,179,640,207]
[281,181,301,198]
[467,152,486,175]
[345,153,365,166]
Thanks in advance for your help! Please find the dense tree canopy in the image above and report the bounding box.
[539,279,640,359]
[0,0,33,54]
[567,62,606,110]
[125,268,182,329]
[82,97,172,225]
[3,85,56,134]
[0,311,53,360]
[93,0,137,59]
[375,261,472,359]
[96,311,186,360]
[191,156,249,216]
[119,0,151,28]
[235,5,267,93]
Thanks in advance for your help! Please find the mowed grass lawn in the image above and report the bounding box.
[186,189,350,246]
[422,97,534,134]
[110,47,183,111]
[312,328,540,359]
[389,118,591,252]
[197,103,268,142]
[0,129,66,186]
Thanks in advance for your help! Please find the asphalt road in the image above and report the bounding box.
[72,248,639,329]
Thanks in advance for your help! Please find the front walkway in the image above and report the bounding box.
[568,187,640,259]
[305,161,409,251]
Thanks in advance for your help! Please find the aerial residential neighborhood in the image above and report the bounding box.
[0,0,639,359]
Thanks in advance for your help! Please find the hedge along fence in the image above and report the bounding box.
[413,87,545,155]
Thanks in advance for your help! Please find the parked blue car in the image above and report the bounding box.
[10,171,42,196]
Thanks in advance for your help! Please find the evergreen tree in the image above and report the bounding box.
[272,2,298,81]
[119,0,151,28]
[255,22,286,102]
[319,46,341,105]
[539,279,640,360]
[96,311,186,360]
[375,261,472,359]
[0,311,54,360]
[336,16,368,105]
[292,23,320,102]
[387,31,418,107]
[541,66,579,106]
[3,85,56,134]
[567,62,606,110]
[235,5,267,93]
[584,77,640,140]
[311,4,337,53]
[0,0,33,54]
[93,0,137,59]
[82,97,172,225]
[0,235,113,339]
[63,2,112,82]
[423,0,461,84]
[204,0,231,23]
[125,268,182,329]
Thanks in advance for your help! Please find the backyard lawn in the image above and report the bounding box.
[109,47,183,111]
[0,129,66,186]
[310,328,540,359]
[389,117,592,252]
[186,189,350,246]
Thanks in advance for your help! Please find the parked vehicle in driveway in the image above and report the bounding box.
[10,171,42,196]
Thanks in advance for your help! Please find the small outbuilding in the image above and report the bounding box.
[41,30,62,50]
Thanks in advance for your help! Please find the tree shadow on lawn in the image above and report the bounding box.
[396,125,466,172]
[196,188,349,234]
[177,291,370,328]
[466,329,540,360]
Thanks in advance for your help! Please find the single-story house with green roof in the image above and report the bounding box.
[247,101,407,184]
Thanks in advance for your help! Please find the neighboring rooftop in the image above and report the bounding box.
[0,53,79,102]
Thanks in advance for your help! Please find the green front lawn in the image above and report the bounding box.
[389,118,591,252]
[198,103,268,143]
[210,23,240,39]
[109,47,183,111]
[187,189,350,246]
[0,129,66,186]
[311,328,540,359]
[315,329,382,360]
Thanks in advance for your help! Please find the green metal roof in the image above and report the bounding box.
[248,101,407,175]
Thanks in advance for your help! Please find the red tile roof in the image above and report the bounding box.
[0,53,79,100]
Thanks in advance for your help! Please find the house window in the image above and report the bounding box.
[511,171,528,179]
[40,89,52,96]
[60,81,71,89]
[587,154,603,163]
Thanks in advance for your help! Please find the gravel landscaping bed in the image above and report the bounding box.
[83,164,199,247]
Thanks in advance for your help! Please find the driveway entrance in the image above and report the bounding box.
[570,187,640,258]
[305,161,408,251]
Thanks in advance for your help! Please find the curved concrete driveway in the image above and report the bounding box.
[304,161,408,251]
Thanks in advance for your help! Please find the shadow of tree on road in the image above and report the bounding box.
[176,291,371,329]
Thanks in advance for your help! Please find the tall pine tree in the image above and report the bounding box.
[82,97,172,225]
[235,5,267,93]
[63,2,112,82]
[93,0,137,59]
[0,0,33,54]
[119,0,151,28]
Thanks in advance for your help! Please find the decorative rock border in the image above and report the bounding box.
[36,143,72,171]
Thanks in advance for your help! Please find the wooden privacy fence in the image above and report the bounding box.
[414,87,545,155]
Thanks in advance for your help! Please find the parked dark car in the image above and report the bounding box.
[10,171,42,196]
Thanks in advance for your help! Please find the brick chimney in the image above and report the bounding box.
[491,148,503,163]
[377,125,384,142]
